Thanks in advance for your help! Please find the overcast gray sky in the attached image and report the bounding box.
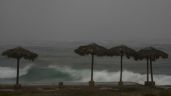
[0,0,171,43]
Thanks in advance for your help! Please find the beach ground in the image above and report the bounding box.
[0,84,171,96]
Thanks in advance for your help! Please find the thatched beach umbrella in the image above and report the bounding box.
[2,47,38,87]
[108,45,137,85]
[74,43,107,85]
[138,47,168,86]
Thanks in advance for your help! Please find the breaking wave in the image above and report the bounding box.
[1,64,171,85]
[48,65,171,85]
[0,64,33,79]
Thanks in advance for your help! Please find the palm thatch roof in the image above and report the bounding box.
[138,47,168,61]
[74,43,107,56]
[2,47,38,61]
[108,45,137,59]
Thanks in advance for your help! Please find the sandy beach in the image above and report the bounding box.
[0,82,171,96]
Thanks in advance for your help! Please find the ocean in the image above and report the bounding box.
[0,41,170,85]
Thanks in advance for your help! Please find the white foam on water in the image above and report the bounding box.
[48,65,171,85]
[0,64,33,79]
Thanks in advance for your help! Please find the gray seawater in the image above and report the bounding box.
[0,41,170,85]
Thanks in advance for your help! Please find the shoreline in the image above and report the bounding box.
[1,81,171,89]
[0,82,171,96]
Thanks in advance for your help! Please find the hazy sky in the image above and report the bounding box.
[0,0,171,43]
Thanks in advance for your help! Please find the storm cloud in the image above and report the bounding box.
[0,0,171,43]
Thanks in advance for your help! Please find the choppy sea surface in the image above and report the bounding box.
[0,41,170,85]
